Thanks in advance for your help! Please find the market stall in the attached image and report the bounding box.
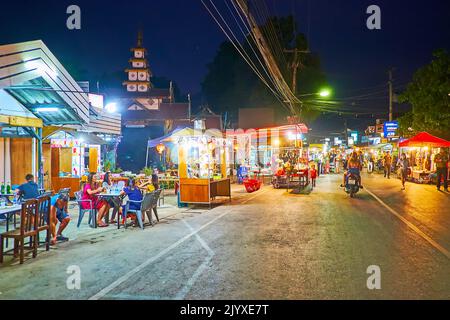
[164,128,232,206]
[399,132,450,183]
[230,124,309,188]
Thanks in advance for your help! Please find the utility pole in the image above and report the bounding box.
[283,48,309,95]
[344,119,348,146]
[235,0,297,114]
[388,69,393,121]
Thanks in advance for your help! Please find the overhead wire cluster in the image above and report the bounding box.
[201,0,410,120]
[201,0,300,115]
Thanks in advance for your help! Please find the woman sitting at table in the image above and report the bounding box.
[118,178,144,226]
[103,171,112,188]
[151,174,159,191]
[82,173,110,227]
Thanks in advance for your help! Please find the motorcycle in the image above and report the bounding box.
[344,172,360,198]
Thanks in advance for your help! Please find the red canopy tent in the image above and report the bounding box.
[399,132,450,148]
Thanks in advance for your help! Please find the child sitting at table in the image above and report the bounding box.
[119,178,144,226]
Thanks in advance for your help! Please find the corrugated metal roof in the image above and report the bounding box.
[5,78,82,125]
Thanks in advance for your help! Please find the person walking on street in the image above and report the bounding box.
[435,148,449,192]
[383,151,392,179]
[310,164,317,189]
[397,153,410,190]
[368,153,374,173]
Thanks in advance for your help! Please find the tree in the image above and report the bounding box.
[201,15,327,126]
[398,50,450,139]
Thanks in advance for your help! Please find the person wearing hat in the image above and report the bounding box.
[50,193,71,244]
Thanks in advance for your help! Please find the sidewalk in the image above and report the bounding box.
[0,191,184,255]
[0,184,246,266]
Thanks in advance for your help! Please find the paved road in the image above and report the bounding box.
[1,173,450,299]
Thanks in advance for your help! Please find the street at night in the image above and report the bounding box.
[0,0,449,311]
[1,173,449,300]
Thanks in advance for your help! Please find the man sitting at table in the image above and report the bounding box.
[49,193,71,244]
[16,174,39,200]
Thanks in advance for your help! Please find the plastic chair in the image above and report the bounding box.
[117,181,125,190]
[58,188,71,198]
[124,192,152,230]
[74,191,97,228]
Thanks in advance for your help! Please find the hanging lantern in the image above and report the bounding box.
[156,143,166,155]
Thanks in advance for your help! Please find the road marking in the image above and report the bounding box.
[174,220,215,299]
[88,188,270,300]
[103,293,170,300]
[365,187,450,260]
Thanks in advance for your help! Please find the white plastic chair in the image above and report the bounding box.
[117,181,125,190]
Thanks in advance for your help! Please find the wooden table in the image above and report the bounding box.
[0,204,22,248]
[98,192,123,229]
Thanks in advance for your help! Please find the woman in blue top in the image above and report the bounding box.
[119,178,143,226]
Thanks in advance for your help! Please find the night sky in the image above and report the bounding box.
[1,0,449,134]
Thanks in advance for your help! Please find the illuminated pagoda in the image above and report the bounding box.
[119,31,190,132]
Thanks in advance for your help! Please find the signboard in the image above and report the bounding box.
[334,137,342,146]
[383,121,399,138]
[348,137,354,146]
[376,124,384,134]
[369,137,381,145]
[361,136,369,143]
[51,139,85,148]
[365,126,376,135]
[350,131,359,144]
[88,93,104,109]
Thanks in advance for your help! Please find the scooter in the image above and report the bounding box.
[344,173,360,198]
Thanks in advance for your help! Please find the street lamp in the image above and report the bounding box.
[296,87,333,98]
[319,88,331,97]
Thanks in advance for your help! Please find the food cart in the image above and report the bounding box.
[161,128,232,206]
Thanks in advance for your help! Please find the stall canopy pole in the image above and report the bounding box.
[145,144,149,169]
[23,127,43,188]
[37,128,43,189]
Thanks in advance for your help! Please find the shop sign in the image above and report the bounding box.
[383,121,399,138]
[348,137,354,146]
[350,131,359,144]
[365,126,376,135]
[376,124,384,134]
[51,138,84,148]
[88,93,104,109]
[334,137,342,146]
[369,137,381,145]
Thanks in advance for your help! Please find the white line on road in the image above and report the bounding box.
[365,187,450,260]
[174,220,215,299]
[88,188,270,300]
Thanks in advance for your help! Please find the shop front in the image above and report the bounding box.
[0,40,121,194]
[45,130,106,196]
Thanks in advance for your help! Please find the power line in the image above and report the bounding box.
[201,0,288,110]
